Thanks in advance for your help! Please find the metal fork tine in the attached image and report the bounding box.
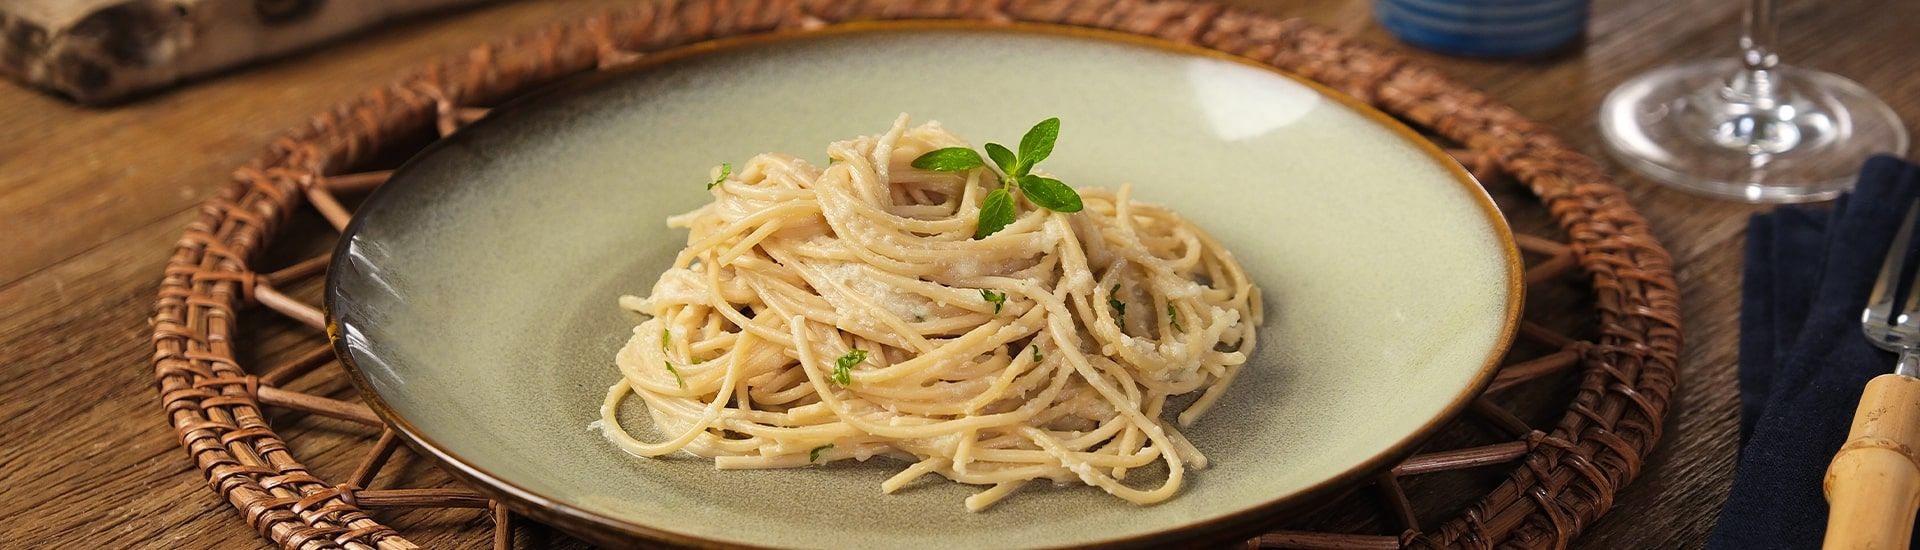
[1892,202,1920,379]
[1900,206,1920,328]
[1865,200,1920,328]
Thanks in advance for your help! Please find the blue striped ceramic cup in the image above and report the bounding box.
[1375,0,1589,58]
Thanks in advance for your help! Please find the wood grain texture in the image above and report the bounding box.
[0,0,1915,548]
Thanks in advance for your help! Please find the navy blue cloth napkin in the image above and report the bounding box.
[1710,155,1920,549]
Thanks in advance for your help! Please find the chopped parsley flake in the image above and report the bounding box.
[707,163,732,190]
[810,444,834,462]
[980,289,1007,314]
[663,360,685,389]
[832,349,867,386]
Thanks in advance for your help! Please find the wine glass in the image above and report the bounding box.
[1597,0,1908,203]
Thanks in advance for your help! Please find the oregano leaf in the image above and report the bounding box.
[911,147,986,172]
[975,188,1016,239]
[984,142,1018,176]
[1017,175,1083,213]
[1018,117,1060,168]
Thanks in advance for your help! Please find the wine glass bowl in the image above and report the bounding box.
[1600,59,1909,202]
[1597,0,1909,203]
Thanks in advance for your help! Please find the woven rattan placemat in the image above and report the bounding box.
[148,1,1680,548]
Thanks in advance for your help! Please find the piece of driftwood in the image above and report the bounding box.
[0,0,490,104]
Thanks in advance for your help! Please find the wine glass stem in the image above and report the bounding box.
[1704,0,1799,153]
[1735,0,1780,107]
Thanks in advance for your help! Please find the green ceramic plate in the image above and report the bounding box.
[328,22,1522,549]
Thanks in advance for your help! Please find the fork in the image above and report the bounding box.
[1826,200,1920,549]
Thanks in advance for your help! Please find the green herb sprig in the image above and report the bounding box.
[706,163,732,190]
[1167,305,1182,332]
[1029,345,1043,363]
[831,349,868,386]
[910,118,1083,239]
[980,289,1007,314]
[1108,285,1127,325]
[810,444,835,463]
[663,360,686,389]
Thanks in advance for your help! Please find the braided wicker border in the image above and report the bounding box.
[148,1,1681,548]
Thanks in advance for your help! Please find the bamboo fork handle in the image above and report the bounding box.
[1825,373,1920,549]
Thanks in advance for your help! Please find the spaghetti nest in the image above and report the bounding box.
[600,115,1263,511]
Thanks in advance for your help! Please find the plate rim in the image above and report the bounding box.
[325,19,1525,549]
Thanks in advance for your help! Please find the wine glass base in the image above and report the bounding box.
[1598,59,1909,203]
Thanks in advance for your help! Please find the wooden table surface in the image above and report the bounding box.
[5,0,1917,548]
